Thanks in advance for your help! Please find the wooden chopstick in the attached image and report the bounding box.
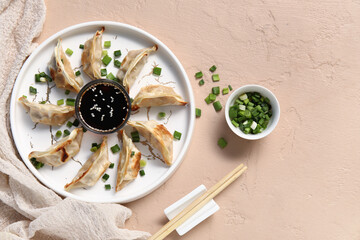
[149,163,247,240]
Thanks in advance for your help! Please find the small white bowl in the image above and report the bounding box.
[225,85,280,140]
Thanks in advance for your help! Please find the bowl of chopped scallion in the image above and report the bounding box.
[225,85,280,140]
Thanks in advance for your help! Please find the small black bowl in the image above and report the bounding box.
[75,79,131,134]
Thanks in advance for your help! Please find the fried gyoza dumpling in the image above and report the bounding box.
[131,85,187,110]
[116,45,158,92]
[18,96,75,126]
[28,128,84,167]
[127,120,173,166]
[49,39,83,93]
[64,136,110,191]
[81,27,104,80]
[116,130,141,192]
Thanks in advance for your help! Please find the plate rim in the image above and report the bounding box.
[9,21,195,203]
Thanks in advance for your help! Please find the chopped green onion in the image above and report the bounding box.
[75,71,81,76]
[72,119,79,127]
[66,98,75,106]
[231,120,239,127]
[105,184,111,190]
[102,173,110,182]
[90,146,98,152]
[35,74,41,82]
[55,130,62,138]
[101,68,107,76]
[217,137,227,149]
[109,163,115,169]
[131,131,140,142]
[195,71,203,78]
[22,95,27,98]
[79,44,84,49]
[111,144,120,153]
[140,159,147,168]
[92,142,99,148]
[158,112,166,118]
[66,121,73,128]
[114,60,121,68]
[212,74,220,82]
[195,108,201,118]
[65,48,73,56]
[130,98,134,103]
[104,41,111,48]
[228,85,233,91]
[39,101,46,104]
[199,79,205,86]
[212,86,220,95]
[30,157,44,169]
[222,88,229,95]
[239,94,248,100]
[130,151,135,157]
[65,90,70,95]
[153,67,162,76]
[106,72,115,80]
[114,50,121,57]
[205,93,216,104]
[139,169,145,177]
[29,86,37,95]
[173,130,182,140]
[63,129,70,137]
[213,101,222,111]
[209,65,217,72]
[102,50,108,57]
[102,55,112,66]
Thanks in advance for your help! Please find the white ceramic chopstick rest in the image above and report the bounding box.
[164,184,220,236]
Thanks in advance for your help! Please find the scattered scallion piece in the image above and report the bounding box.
[153,67,162,76]
[109,163,115,169]
[212,86,220,95]
[228,85,233,91]
[158,112,166,118]
[35,74,41,82]
[114,50,121,57]
[29,86,37,95]
[212,74,220,82]
[139,169,145,177]
[209,65,217,72]
[90,146,98,152]
[106,72,115,80]
[114,60,121,68]
[102,173,110,182]
[195,108,201,118]
[104,41,111,48]
[72,119,80,127]
[105,184,111,190]
[79,44,84,49]
[30,157,44,169]
[101,68,107,76]
[140,159,147,168]
[102,55,112,66]
[199,79,204,86]
[102,50,108,57]
[66,98,76,106]
[217,137,227,149]
[39,101,46,104]
[195,71,203,79]
[205,93,216,104]
[55,130,62,138]
[131,131,140,142]
[75,70,81,76]
[222,88,229,95]
[66,121,73,128]
[63,129,70,137]
[130,151,135,157]
[213,101,222,111]
[65,90,70,95]
[111,144,120,153]
[173,130,182,140]
[65,48,73,56]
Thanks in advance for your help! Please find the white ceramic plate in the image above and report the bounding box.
[10,21,195,203]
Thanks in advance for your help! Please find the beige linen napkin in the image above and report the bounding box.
[0,0,150,239]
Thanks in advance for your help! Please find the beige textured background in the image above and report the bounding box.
[36,0,360,239]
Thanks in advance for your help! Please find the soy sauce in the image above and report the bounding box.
[77,81,130,133]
